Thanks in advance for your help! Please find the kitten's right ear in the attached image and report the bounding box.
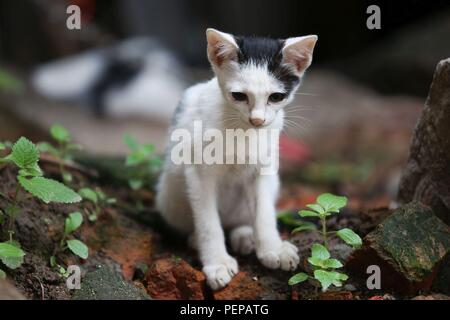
[206,28,239,67]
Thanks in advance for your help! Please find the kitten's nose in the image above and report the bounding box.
[250,118,265,127]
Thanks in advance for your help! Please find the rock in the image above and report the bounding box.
[213,272,263,300]
[432,253,450,294]
[368,295,384,300]
[318,291,353,300]
[0,279,26,300]
[346,202,450,294]
[72,265,150,300]
[412,293,450,300]
[146,258,206,300]
[398,58,450,225]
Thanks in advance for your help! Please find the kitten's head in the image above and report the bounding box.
[206,28,317,127]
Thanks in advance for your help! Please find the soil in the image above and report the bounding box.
[0,129,447,300]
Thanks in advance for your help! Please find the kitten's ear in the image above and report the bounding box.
[206,28,239,67]
[282,35,318,75]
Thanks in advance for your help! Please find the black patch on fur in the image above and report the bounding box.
[234,36,300,93]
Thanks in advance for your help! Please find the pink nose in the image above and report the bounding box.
[250,118,265,127]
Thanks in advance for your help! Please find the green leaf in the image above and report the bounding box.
[315,270,349,291]
[129,179,143,190]
[292,222,317,234]
[18,162,43,177]
[78,188,98,204]
[123,134,139,151]
[288,272,309,285]
[126,152,146,166]
[306,204,325,215]
[322,258,343,269]
[18,176,82,204]
[0,242,25,258]
[65,212,83,234]
[317,193,347,213]
[49,256,56,268]
[9,137,39,168]
[0,269,5,278]
[37,142,59,156]
[278,212,303,227]
[2,255,24,269]
[308,256,326,268]
[88,213,98,222]
[299,210,320,218]
[0,143,5,150]
[311,243,330,260]
[336,228,362,248]
[0,242,25,270]
[313,270,348,292]
[141,144,155,155]
[50,124,70,143]
[67,239,88,259]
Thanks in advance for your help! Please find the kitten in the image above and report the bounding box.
[157,28,317,289]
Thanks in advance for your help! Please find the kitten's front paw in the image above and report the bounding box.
[257,241,299,271]
[202,255,238,290]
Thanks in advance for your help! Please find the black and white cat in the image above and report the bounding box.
[157,29,317,289]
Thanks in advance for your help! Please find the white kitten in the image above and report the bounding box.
[156,29,317,290]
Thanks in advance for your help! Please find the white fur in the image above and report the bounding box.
[157,29,316,290]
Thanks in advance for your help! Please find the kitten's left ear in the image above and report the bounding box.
[282,35,318,75]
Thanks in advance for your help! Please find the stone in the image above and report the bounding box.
[346,202,450,294]
[398,58,450,225]
[72,265,150,300]
[146,258,206,300]
[213,272,263,300]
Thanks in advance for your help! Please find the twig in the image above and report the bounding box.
[33,275,45,300]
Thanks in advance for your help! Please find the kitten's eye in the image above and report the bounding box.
[268,92,286,103]
[231,92,248,102]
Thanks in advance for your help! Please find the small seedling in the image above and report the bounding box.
[50,211,89,273]
[63,212,88,259]
[288,193,362,292]
[37,124,82,183]
[78,187,116,222]
[123,134,162,190]
[0,137,81,275]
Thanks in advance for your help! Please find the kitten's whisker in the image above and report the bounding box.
[294,92,318,96]
[284,115,312,123]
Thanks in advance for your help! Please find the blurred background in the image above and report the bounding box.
[1,0,449,207]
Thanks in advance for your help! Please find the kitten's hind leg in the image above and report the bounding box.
[229,225,255,256]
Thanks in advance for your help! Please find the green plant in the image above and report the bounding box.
[37,124,82,183]
[0,137,81,275]
[288,193,362,292]
[78,187,116,222]
[50,212,89,275]
[123,134,162,190]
